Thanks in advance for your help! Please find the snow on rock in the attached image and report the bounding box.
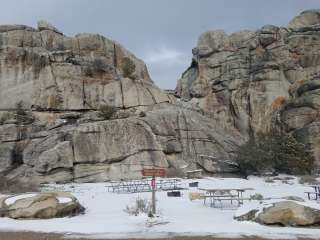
[4,194,37,206]
[57,197,72,204]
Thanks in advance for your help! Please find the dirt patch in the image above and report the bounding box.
[0,231,63,240]
[0,232,315,240]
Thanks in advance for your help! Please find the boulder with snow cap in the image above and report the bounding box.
[0,192,84,219]
[235,200,320,226]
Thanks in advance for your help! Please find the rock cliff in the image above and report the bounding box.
[176,10,320,168]
[0,21,240,183]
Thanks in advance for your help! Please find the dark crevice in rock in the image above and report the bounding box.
[119,78,125,109]
[145,87,157,104]
[38,167,73,175]
[74,149,163,165]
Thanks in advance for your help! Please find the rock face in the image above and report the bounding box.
[235,201,320,226]
[0,21,169,110]
[0,192,84,219]
[175,9,320,167]
[0,21,240,183]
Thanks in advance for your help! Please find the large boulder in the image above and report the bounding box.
[235,200,320,226]
[0,192,84,219]
[176,9,320,167]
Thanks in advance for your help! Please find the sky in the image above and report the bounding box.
[0,0,319,89]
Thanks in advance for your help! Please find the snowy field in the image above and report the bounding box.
[1,176,320,239]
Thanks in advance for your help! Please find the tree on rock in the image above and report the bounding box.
[122,57,136,79]
[235,131,314,176]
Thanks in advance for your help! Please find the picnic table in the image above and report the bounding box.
[199,187,254,208]
[107,178,182,193]
[305,185,320,200]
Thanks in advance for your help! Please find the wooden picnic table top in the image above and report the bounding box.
[199,188,254,192]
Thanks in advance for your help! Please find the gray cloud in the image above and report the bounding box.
[0,0,319,89]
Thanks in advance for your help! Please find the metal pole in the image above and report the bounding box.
[152,175,156,215]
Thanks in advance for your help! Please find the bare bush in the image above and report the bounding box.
[124,197,152,216]
[0,176,39,194]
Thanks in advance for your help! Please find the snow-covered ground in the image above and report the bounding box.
[1,176,320,239]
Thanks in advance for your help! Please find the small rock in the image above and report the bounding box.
[282,196,305,202]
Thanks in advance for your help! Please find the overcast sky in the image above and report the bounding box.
[0,0,319,89]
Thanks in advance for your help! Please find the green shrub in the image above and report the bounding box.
[97,104,117,120]
[16,101,35,124]
[84,59,110,77]
[0,112,12,124]
[15,101,34,124]
[92,58,107,73]
[234,131,314,177]
[122,57,136,79]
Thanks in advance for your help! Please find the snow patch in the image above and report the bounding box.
[5,194,37,206]
[57,197,72,204]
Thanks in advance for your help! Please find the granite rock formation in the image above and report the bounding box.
[0,21,240,183]
[176,10,320,167]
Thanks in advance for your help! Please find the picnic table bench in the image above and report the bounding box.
[199,188,254,208]
[305,185,320,200]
